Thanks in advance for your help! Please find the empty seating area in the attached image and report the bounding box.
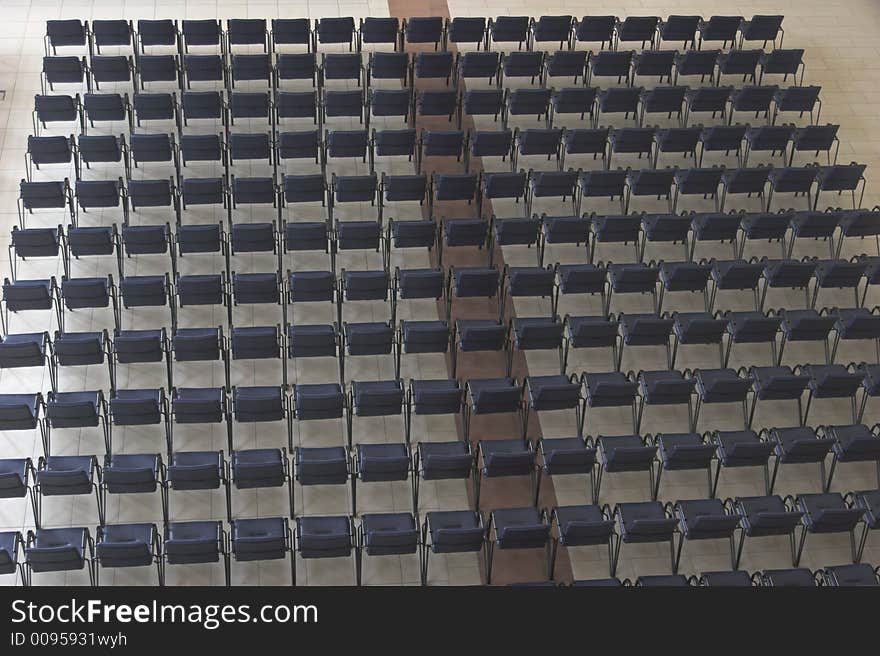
[1,10,879,588]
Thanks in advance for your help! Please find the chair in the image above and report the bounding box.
[839,209,880,260]
[95,523,163,586]
[412,437,471,512]
[799,363,864,426]
[506,88,553,129]
[578,171,628,218]
[559,312,619,373]
[420,510,485,586]
[33,95,82,136]
[549,504,614,578]
[545,50,588,85]
[721,310,781,367]
[695,569,754,586]
[352,443,411,515]
[292,446,350,517]
[357,512,419,586]
[855,363,880,424]
[23,527,95,587]
[760,49,805,86]
[657,260,711,313]
[616,17,659,48]
[717,49,763,85]
[182,19,223,53]
[293,516,356,586]
[231,448,293,521]
[792,492,863,566]
[573,17,616,50]
[1,277,58,334]
[396,313,450,380]
[689,367,751,431]
[232,385,290,448]
[315,17,356,50]
[674,50,720,86]
[132,93,178,130]
[45,19,87,55]
[697,15,743,48]
[670,311,728,369]
[763,425,833,494]
[136,55,180,90]
[271,19,312,52]
[752,567,816,586]
[595,434,658,501]
[850,489,880,562]
[136,19,179,53]
[596,88,642,128]
[672,498,740,571]
[720,167,771,212]
[163,520,229,586]
[536,436,597,506]
[488,16,530,49]
[18,179,75,230]
[821,423,880,491]
[710,429,774,497]
[746,365,810,430]
[275,54,318,89]
[732,494,803,568]
[42,56,87,95]
[25,136,76,182]
[231,517,293,585]
[485,507,551,584]
[606,263,659,315]
[632,51,676,85]
[0,459,35,526]
[611,501,678,575]
[454,92,502,135]
[227,19,268,52]
[0,531,24,584]
[359,17,399,51]
[412,51,455,87]
[347,378,403,448]
[684,86,732,126]
[636,368,696,436]
[33,455,103,527]
[110,386,171,455]
[820,563,878,586]
[0,332,55,393]
[550,89,598,131]
[102,452,166,523]
[698,124,746,168]
[45,390,109,455]
[451,318,507,380]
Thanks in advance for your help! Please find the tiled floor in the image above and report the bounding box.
[1,0,879,586]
